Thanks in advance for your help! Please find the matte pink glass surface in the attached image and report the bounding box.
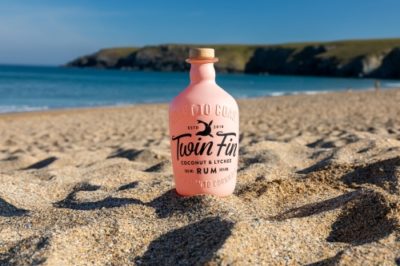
[169,59,239,196]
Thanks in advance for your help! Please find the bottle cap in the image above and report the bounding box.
[187,48,218,63]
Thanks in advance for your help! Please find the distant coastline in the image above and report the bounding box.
[66,38,400,79]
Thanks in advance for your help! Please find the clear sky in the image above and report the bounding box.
[1,0,399,65]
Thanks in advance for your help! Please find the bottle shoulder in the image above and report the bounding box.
[170,81,238,108]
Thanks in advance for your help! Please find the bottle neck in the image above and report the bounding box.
[189,62,216,83]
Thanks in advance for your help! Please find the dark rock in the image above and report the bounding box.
[244,47,295,74]
[116,45,190,71]
[370,47,400,79]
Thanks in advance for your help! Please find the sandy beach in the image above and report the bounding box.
[0,89,400,265]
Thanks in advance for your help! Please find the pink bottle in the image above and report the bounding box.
[169,48,239,196]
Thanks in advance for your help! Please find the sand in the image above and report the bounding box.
[0,89,400,265]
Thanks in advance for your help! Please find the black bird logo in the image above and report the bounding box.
[196,120,213,137]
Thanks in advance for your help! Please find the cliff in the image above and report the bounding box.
[66,39,400,79]
[67,45,256,73]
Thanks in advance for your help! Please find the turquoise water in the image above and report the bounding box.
[0,65,398,113]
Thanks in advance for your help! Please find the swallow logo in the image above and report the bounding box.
[196,120,213,138]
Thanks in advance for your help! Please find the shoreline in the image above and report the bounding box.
[0,87,387,118]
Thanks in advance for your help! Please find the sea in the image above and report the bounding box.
[0,64,398,114]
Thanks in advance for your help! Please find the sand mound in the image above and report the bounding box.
[327,189,398,245]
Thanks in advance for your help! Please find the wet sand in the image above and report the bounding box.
[0,89,400,265]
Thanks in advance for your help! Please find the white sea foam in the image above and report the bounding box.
[268,91,286,96]
[384,82,400,88]
[303,90,331,95]
[0,105,49,114]
[263,90,334,97]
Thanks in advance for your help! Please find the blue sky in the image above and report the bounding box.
[1,0,399,65]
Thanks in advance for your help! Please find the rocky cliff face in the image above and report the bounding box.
[244,46,338,76]
[66,39,400,79]
[67,45,254,73]
[370,48,400,78]
[244,45,397,78]
[66,47,138,69]
[115,45,190,71]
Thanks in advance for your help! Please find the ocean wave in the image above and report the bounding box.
[0,105,49,114]
[384,82,400,88]
[0,89,374,114]
[268,91,286,96]
[303,90,331,95]
[263,90,333,97]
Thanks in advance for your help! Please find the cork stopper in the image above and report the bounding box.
[189,48,215,59]
[186,48,218,63]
